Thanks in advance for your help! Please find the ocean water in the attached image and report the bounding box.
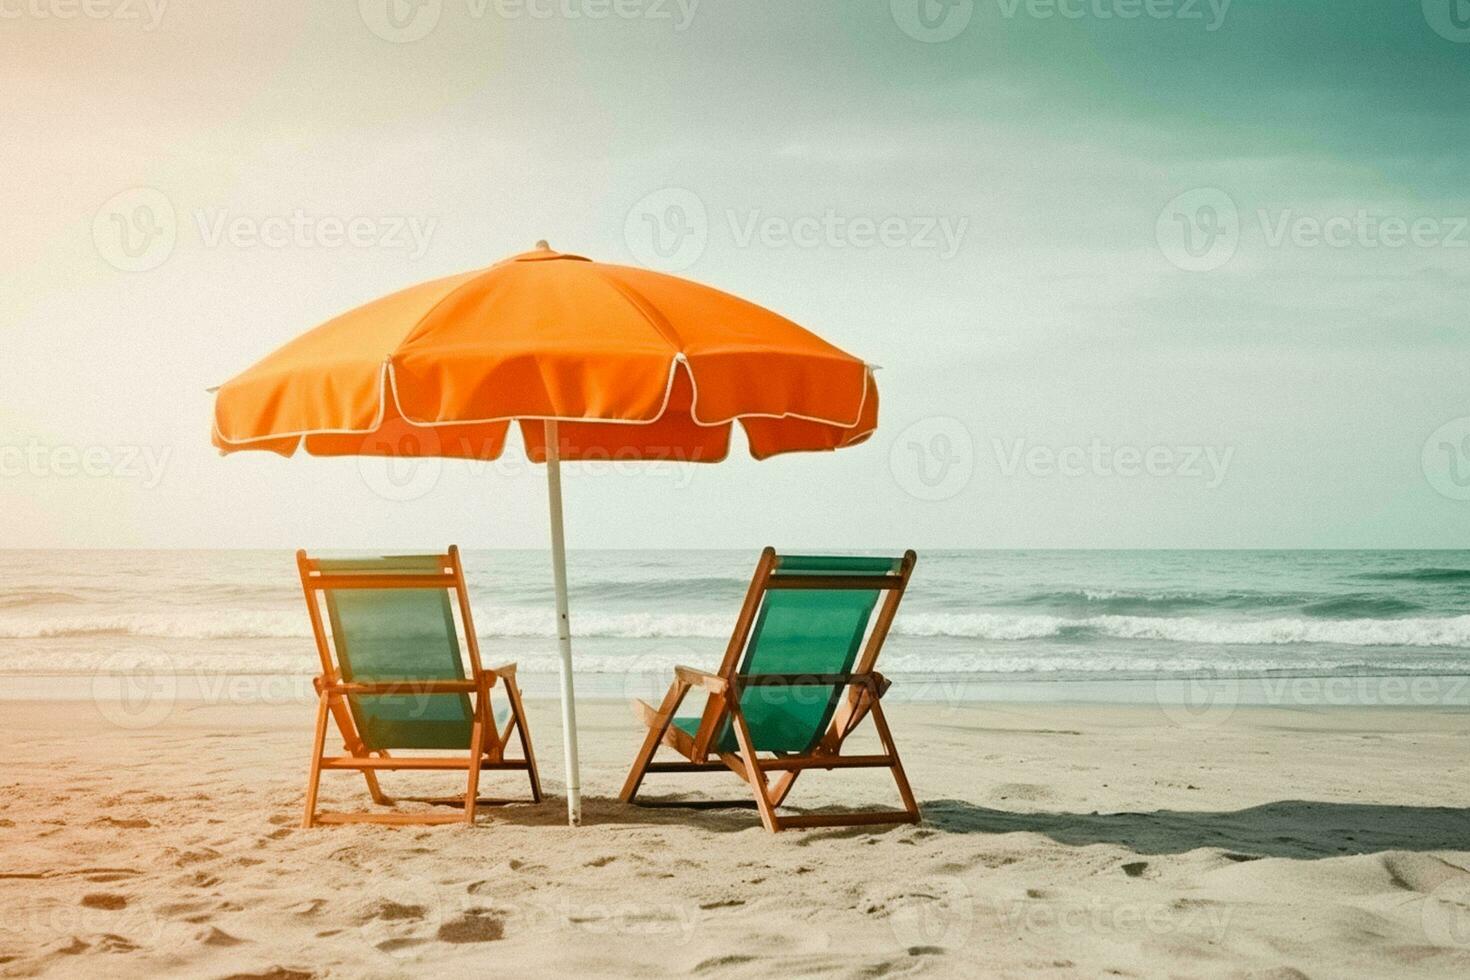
[2,550,1469,700]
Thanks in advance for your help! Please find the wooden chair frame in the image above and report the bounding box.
[297,545,541,827]
[620,547,920,832]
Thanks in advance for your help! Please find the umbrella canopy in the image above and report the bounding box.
[211,243,880,825]
[213,243,877,463]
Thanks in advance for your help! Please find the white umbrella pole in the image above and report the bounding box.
[543,419,582,826]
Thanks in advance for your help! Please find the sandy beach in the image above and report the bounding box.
[5,695,1470,978]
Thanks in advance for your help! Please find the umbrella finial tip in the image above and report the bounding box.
[535,238,550,250]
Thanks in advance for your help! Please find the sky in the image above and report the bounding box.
[2,0,1468,550]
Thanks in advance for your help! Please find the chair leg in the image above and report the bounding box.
[464,716,487,825]
[768,769,800,807]
[869,698,920,822]
[362,754,392,805]
[302,694,330,828]
[620,680,689,802]
[727,705,781,832]
[505,679,543,802]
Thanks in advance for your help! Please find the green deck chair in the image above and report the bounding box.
[620,548,920,832]
[297,547,541,827]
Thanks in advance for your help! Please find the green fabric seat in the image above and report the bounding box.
[320,555,476,751]
[674,555,901,755]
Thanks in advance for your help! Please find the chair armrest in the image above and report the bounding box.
[674,665,727,694]
[485,662,517,680]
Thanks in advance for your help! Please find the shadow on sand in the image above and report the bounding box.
[918,798,1470,859]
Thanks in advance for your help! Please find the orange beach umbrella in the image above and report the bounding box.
[211,242,879,824]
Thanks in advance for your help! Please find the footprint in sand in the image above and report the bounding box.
[436,909,504,943]
[80,893,128,910]
[694,954,757,973]
[287,899,326,916]
[92,816,152,830]
[698,898,745,910]
[199,926,245,947]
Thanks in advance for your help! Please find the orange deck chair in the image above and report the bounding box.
[297,546,541,826]
[620,548,919,832]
